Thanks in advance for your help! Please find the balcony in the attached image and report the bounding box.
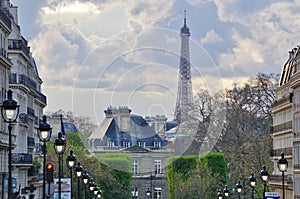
[12,153,32,165]
[273,121,292,133]
[8,37,30,58]
[272,147,293,157]
[27,137,35,148]
[272,94,291,108]
[9,73,47,105]
[36,91,47,105]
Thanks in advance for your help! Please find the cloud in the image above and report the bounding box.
[201,29,223,44]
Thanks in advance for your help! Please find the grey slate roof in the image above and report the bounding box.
[89,114,165,147]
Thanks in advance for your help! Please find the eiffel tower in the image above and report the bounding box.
[174,10,193,124]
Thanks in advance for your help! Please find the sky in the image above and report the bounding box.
[9,0,300,124]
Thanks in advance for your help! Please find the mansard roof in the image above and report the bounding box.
[89,113,165,147]
[279,46,300,86]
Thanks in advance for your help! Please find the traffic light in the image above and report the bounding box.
[46,163,54,183]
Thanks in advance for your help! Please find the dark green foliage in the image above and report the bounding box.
[199,152,227,184]
[97,153,132,199]
[46,132,132,199]
[167,153,227,199]
[167,156,198,199]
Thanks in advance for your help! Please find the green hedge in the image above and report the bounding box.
[167,153,227,199]
[167,156,198,199]
[97,153,132,199]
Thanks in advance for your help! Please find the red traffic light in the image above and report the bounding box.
[46,163,54,170]
[46,163,54,183]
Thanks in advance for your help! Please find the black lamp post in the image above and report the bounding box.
[277,152,288,199]
[249,172,256,199]
[223,185,229,197]
[217,188,222,199]
[260,165,269,198]
[1,90,19,199]
[93,186,99,198]
[66,150,76,199]
[97,190,102,198]
[89,178,95,197]
[37,115,52,199]
[54,132,66,199]
[146,188,151,199]
[82,170,89,199]
[75,162,83,199]
[236,180,242,199]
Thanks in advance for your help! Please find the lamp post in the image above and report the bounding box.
[146,188,151,199]
[37,115,52,199]
[1,90,19,199]
[217,188,222,199]
[89,178,95,198]
[82,170,89,199]
[260,165,269,198]
[277,152,288,199]
[54,132,66,199]
[236,180,242,199]
[249,172,256,199]
[94,186,99,196]
[66,150,76,199]
[97,190,102,198]
[75,162,83,199]
[223,185,229,197]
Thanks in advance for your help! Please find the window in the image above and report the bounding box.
[132,186,138,198]
[154,160,162,175]
[123,141,130,148]
[153,142,161,148]
[154,188,162,199]
[132,160,138,176]
[107,141,114,147]
[295,146,300,168]
[138,141,145,148]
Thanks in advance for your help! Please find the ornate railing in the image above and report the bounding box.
[12,153,32,165]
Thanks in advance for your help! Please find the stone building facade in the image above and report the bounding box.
[271,46,300,198]
[0,0,47,198]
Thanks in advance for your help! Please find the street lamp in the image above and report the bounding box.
[1,89,19,199]
[82,170,89,199]
[236,180,242,199]
[146,188,151,199]
[93,186,99,196]
[249,172,256,199]
[97,190,102,198]
[217,188,222,199]
[54,132,66,199]
[66,150,76,199]
[75,162,83,199]
[260,165,269,198]
[37,115,52,199]
[89,178,95,198]
[277,152,288,199]
[223,185,229,197]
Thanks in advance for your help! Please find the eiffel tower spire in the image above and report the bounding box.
[174,10,193,124]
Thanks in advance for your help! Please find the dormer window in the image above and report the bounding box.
[123,141,130,148]
[138,141,145,148]
[153,141,161,148]
[107,141,114,148]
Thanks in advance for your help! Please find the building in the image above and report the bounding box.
[0,0,13,197]
[270,46,300,198]
[0,0,47,198]
[89,106,172,199]
[174,10,193,124]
